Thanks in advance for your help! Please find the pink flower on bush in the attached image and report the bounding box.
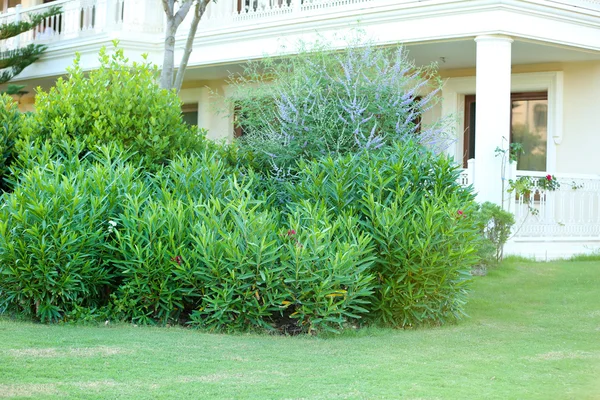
[546,174,552,181]
[287,229,296,236]
[457,210,464,216]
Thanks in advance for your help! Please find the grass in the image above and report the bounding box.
[1,259,599,399]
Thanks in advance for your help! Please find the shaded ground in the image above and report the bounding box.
[1,259,599,399]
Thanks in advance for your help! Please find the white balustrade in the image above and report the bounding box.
[0,0,160,53]
[2,0,600,53]
[458,159,474,187]
[510,172,600,238]
[456,162,600,239]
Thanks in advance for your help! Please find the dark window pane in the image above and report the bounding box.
[182,111,198,127]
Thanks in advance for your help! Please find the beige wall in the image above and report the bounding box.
[179,81,233,143]
[559,61,600,174]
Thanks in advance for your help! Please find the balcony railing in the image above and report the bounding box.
[0,0,163,53]
[3,0,598,55]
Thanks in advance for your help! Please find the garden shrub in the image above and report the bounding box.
[186,194,287,332]
[0,141,145,322]
[107,163,272,327]
[109,158,376,332]
[286,141,480,327]
[362,193,477,327]
[19,45,205,169]
[229,38,449,174]
[474,202,515,266]
[0,42,482,333]
[0,94,23,192]
[279,201,375,333]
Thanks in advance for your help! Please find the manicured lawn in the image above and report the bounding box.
[1,259,599,399]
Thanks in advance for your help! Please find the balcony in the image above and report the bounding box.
[2,0,600,78]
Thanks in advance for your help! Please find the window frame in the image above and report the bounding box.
[443,72,562,173]
[463,91,549,169]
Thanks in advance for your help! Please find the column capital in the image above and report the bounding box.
[474,35,514,44]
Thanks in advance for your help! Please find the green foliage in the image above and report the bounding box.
[0,94,22,191]
[20,44,205,168]
[0,41,480,332]
[102,154,375,333]
[473,202,515,265]
[362,194,477,327]
[0,142,143,322]
[279,202,375,333]
[508,174,560,196]
[287,141,480,328]
[229,38,446,174]
[0,6,62,41]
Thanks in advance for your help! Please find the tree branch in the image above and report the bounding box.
[173,0,194,28]
[161,0,174,19]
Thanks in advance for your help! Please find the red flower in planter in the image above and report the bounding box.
[546,174,552,181]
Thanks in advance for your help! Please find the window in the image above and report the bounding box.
[463,91,548,171]
[2,0,20,13]
[181,103,198,127]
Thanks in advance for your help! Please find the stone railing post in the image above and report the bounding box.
[94,0,111,33]
[14,5,22,47]
[467,158,475,186]
[62,0,82,39]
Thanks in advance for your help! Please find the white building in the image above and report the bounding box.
[2,0,600,259]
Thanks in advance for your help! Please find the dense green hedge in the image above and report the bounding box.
[0,45,485,333]
[286,144,479,327]
[0,139,479,332]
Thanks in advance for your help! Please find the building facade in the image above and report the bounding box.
[2,0,600,259]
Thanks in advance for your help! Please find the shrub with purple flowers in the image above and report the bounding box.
[228,38,450,174]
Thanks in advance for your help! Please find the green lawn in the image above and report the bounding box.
[1,259,599,399]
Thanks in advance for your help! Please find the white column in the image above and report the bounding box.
[473,35,513,205]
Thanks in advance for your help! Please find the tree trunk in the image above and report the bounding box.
[159,0,194,90]
[173,0,209,93]
[160,20,177,89]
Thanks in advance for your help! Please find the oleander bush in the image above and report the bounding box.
[286,141,480,327]
[0,142,144,322]
[275,201,375,333]
[0,94,23,192]
[108,157,376,332]
[0,139,480,330]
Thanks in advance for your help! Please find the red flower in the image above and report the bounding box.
[546,174,552,181]
[457,210,464,216]
[171,256,182,265]
[287,229,296,236]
